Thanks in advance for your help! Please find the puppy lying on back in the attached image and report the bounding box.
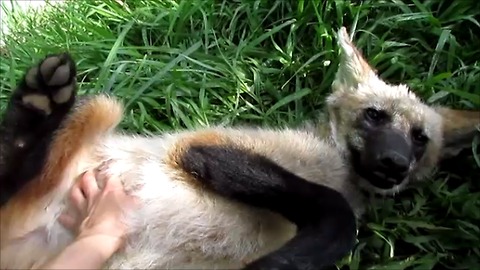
[0,27,479,269]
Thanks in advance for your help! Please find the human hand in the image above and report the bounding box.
[59,167,139,252]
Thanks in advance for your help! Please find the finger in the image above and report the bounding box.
[70,182,87,213]
[123,195,141,212]
[93,160,113,189]
[105,175,121,188]
[80,170,100,199]
[98,171,122,193]
[58,213,76,231]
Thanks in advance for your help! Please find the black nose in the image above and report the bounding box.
[377,150,409,177]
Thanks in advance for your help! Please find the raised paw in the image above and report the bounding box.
[18,53,77,115]
[0,53,78,206]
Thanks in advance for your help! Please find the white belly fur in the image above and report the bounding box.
[1,127,364,269]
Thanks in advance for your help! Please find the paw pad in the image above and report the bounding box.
[21,53,77,115]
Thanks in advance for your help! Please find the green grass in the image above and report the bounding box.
[1,0,479,269]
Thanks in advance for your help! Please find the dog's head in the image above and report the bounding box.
[327,27,480,195]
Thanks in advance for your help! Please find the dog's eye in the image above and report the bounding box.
[364,107,388,124]
[411,128,429,145]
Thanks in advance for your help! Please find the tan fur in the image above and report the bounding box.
[165,130,230,187]
[436,108,480,141]
[326,28,462,194]
[0,95,357,269]
[1,96,122,245]
[1,27,479,269]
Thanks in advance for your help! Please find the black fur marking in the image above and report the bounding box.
[0,53,77,206]
[180,145,357,270]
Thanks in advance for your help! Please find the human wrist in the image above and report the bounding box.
[40,234,124,269]
[75,234,124,258]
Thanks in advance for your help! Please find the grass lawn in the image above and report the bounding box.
[1,0,479,269]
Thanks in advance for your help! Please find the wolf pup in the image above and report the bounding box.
[1,27,479,269]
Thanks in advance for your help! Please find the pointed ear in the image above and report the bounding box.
[334,27,377,87]
[436,107,480,158]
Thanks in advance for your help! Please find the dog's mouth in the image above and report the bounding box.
[347,144,407,191]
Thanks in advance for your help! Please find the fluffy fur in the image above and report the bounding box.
[1,27,479,269]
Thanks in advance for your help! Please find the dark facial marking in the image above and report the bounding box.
[365,128,412,182]
[411,127,429,161]
[363,107,390,126]
[349,109,422,190]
